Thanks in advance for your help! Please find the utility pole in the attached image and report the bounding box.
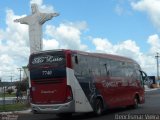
[9,74,14,89]
[17,68,23,82]
[155,53,160,83]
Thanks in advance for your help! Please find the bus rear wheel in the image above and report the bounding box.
[94,98,103,116]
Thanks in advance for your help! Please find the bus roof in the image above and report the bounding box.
[30,49,137,64]
[71,50,137,64]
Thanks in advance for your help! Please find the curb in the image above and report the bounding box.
[145,88,160,92]
[0,109,32,114]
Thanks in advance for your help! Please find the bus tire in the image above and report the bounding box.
[131,96,139,109]
[94,98,103,116]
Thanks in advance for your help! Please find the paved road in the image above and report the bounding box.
[4,89,160,120]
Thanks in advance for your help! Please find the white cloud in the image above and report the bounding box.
[93,38,114,53]
[115,5,125,16]
[92,38,140,57]
[0,9,29,81]
[43,39,59,50]
[114,0,133,16]
[30,0,42,5]
[147,34,160,53]
[92,37,156,75]
[0,54,13,65]
[115,40,140,57]
[30,0,56,13]
[45,22,88,50]
[131,0,160,29]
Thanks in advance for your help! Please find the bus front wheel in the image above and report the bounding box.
[132,97,139,109]
[129,96,139,109]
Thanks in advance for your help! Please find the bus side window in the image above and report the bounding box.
[104,63,110,77]
[75,56,78,64]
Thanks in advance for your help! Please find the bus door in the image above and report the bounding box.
[72,54,93,112]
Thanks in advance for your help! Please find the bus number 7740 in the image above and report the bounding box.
[42,70,52,76]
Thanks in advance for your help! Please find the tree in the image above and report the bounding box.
[15,77,29,92]
[6,88,14,94]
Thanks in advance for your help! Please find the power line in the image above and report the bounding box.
[8,74,14,89]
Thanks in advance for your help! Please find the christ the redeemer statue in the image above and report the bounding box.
[14,3,59,53]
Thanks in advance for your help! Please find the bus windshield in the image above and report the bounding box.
[29,51,66,80]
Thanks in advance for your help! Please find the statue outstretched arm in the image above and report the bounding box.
[14,19,21,23]
[14,16,30,24]
[50,13,59,18]
[39,12,59,24]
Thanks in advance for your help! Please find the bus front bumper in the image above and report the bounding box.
[31,100,75,114]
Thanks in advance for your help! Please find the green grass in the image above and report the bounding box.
[0,103,30,112]
[0,93,16,98]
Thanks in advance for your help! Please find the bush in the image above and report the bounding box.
[6,88,14,94]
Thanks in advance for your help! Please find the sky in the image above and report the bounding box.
[0,0,160,81]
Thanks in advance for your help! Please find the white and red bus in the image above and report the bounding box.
[29,49,147,116]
